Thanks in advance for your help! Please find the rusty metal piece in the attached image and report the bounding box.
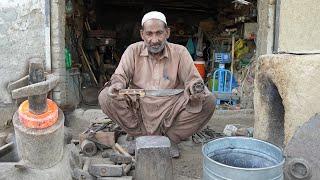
[73,168,94,180]
[284,113,320,180]
[88,164,123,177]
[119,89,184,97]
[110,153,132,164]
[81,139,97,157]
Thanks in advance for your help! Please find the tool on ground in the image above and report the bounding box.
[80,120,119,154]
[73,158,94,180]
[114,143,136,164]
[118,89,184,97]
[88,164,123,177]
[110,153,132,164]
[122,163,132,175]
[81,139,98,157]
[192,126,224,144]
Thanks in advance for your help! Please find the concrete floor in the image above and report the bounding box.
[66,107,254,179]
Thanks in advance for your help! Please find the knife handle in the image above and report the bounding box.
[118,89,146,97]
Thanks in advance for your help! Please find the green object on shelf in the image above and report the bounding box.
[208,78,218,91]
[65,48,72,70]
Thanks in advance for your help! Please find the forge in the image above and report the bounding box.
[254,54,320,179]
[254,54,320,146]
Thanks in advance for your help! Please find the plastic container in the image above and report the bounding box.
[194,61,206,78]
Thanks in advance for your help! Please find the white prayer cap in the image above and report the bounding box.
[141,11,167,26]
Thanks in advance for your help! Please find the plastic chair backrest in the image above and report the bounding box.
[212,68,233,93]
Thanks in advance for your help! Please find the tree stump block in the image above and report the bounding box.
[135,136,173,180]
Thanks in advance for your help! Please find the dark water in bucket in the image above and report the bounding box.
[210,148,278,168]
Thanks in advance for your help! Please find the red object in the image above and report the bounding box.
[18,99,58,129]
[194,61,206,78]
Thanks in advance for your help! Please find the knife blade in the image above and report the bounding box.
[118,89,184,97]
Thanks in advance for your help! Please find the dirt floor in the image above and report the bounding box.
[65,107,254,179]
[173,109,254,180]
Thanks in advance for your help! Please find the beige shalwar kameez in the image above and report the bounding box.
[98,41,215,143]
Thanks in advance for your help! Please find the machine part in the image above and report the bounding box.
[202,137,284,180]
[13,109,64,169]
[191,81,205,94]
[88,164,123,177]
[118,89,184,97]
[81,139,98,157]
[286,158,311,180]
[284,114,320,180]
[18,99,58,129]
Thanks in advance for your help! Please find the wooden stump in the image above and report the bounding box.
[135,136,173,180]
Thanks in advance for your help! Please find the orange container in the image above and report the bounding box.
[194,61,206,78]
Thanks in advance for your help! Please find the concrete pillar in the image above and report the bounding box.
[51,0,68,107]
[256,0,276,57]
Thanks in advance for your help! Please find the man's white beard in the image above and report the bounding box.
[147,41,166,54]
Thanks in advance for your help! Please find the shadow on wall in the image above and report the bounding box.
[258,74,284,148]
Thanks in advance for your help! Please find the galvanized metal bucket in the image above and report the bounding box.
[202,137,285,180]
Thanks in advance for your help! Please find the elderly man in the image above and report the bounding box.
[98,11,215,156]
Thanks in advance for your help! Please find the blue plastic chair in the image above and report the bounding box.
[212,67,237,105]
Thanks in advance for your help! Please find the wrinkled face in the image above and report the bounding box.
[140,19,170,54]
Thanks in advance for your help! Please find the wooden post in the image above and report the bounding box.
[231,35,235,74]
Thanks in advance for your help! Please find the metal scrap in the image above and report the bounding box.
[192,126,224,144]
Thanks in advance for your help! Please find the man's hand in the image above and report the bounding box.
[107,83,124,98]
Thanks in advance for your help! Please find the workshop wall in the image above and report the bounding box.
[0,0,47,127]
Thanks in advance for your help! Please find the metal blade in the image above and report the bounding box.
[145,89,184,97]
[118,89,184,97]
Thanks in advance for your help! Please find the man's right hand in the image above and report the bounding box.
[107,83,124,98]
